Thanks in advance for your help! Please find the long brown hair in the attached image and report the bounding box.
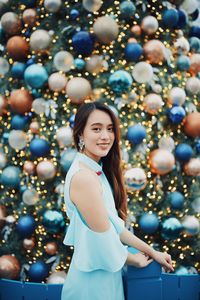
[73,101,128,222]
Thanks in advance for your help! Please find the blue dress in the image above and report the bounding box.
[61,152,128,300]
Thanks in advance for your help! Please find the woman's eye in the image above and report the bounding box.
[108,127,113,132]
[93,128,100,131]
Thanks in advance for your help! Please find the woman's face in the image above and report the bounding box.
[80,109,115,162]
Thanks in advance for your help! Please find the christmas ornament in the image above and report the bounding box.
[28,261,48,282]
[30,121,40,134]
[124,167,147,191]
[143,93,163,115]
[53,51,74,72]
[48,72,67,92]
[0,57,9,75]
[82,0,102,12]
[8,130,27,150]
[11,115,27,130]
[168,191,184,209]
[93,16,119,44]
[0,95,7,115]
[42,210,65,233]
[120,1,136,19]
[45,242,58,255]
[0,205,6,229]
[24,64,48,88]
[66,77,92,103]
[141,16,159,35]
[127,124,146,145]
[184,112,200,137]
[132,62,153,83]
[9,89,33,114]
[36,160,56,180]
[22,8,37,27]
[16,215,36,237]
[189,53,200,75]
[158,136,175,152]
[85,55,104,74]
[22,188,39,206]
[6,36,29,61]
[161,217,182,240]
[72,31,94,56]
[23,161,35,175]
[47,271,67,284]
[0,255,20,279]
[124,42,143,62]
[32,98,46,115]
[30,138,50,157]
[0,12,21,35]
[185,77,200,94]
[168,87,186,106]
[163,9,179,28]
[56,126,73,148]
[23,237,35,250]
[169,106,186,124]
[30,29,51,52]
[139,213,159,234]
[192,197,200,213]
[144,40,166,64]
[176,55,190,71]
[0,152,7,169]
[108,70,133,93]
[74,58,85,70]
[1,166,20,188]
[184,158,200,176]
[182,215,200,235]
[149,149,175,175]
[44,0,62,13]
[189,37,200,52]
[175,143,193,162]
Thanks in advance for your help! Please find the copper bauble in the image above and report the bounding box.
[0,12,21,35]
[45,242,58,255]
[23,237,35,250]
[7,36,29,61]
[22,9,37,27]
[0,255,20,279]
[149,149,175,175]
[0,205,6,229]
[189,54,200,76]
[36,160,56,180]
[9,89,33,114]
[184,158,200,176]
[23,161,35,175]
[184,112,200,138]
[144,40,165,64]
[0,95,7,115]
[131,25,142,36]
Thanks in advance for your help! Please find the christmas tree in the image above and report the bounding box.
[0,0,200,282]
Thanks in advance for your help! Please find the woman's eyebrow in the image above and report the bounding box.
[90,122,113,126]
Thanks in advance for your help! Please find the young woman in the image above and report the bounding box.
[61,101,173,300]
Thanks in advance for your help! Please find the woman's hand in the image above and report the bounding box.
[151,250,174,272]
[127,252,153,268]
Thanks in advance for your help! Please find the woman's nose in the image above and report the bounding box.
[100,130,110,139]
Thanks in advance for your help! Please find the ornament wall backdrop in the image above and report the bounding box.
[0,0,200,282]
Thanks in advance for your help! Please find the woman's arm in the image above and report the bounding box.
[120,227,174,272]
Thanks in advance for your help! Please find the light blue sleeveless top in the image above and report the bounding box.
[63,151,128,273]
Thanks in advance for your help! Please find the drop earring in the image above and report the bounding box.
[78,137,85,151]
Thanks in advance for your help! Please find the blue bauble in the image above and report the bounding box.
[60,148,77,172]
[189,26,200,39]
[26,57,36,67]
[175,143,193,162]
[11,62,26,79]
[30,138,50,157]
[1,166,20,188]
[195,140,200,153]
[42,210,65,234]
[139,213,159,234]
[16,215,36,237]
[161,217,182,240]
[72,31,94,56]
[175,266,188,275]
[125,43,143,62]
[127,124,146,145]
[28,261,49,282]
[177,9,187,28]
[189,37,200,52]
[120,1,136,19]
[70,9,79,20]
[169,106,186,124]
[108,70,133,93]
[69,114,75,128]
[163,9,179,28]
[176,55,190,71]
[24,64,48,88]
[11,115,27,130]
[168,191,184,209]
[74,58,85,70]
